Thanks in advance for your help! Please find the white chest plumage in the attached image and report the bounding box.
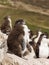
[39,38,49,58]
[22,25,31,43]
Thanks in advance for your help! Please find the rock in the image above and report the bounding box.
[1,53,49,65]
[2,53,29,65]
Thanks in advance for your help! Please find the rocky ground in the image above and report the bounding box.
[1,52,49,65]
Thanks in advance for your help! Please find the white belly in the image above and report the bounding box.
[39,45,49,58]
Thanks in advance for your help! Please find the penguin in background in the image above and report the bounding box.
[0,16,12,35]
[35,33,49,58]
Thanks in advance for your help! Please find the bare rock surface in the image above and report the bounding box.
[1,53,49,65]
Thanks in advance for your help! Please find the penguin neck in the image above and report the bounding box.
[34,32,41,43]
